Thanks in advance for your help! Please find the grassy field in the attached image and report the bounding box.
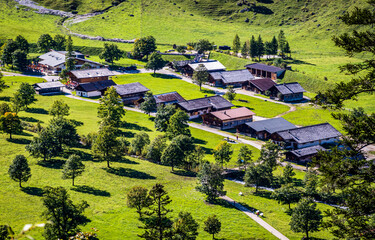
[113,73,290,118]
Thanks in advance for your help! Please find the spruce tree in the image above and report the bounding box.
[249,35,257,60]
[256,35,265,61]
[232,34,241,54]
[8,155,31,188]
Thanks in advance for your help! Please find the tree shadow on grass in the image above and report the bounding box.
[71,185,111,197]
[210,198,236,209]
[20,116,42,123]
[63,149,93,161]
[192,137,207,145]
[238,201,268,219]
[201,146,213,155]
[37,159,65,169]
[152,73,179,80]
[25,107,49,114]
[234,104,255,111]
[113,157,139,164]
[6,138,31,145]
[172,169,196,177]
[121,131,135,138]
[254,190,273,200]
[202,89,215,95]
[121,122,152,132]
[0,96,11,102]
[104,167,155,179]
[21,186,44,197]
[69,119,84,127]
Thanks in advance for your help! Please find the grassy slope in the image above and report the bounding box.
[113,73,289,118]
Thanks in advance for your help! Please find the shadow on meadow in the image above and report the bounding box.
[121,121,152,132]
[21,186,44,197]
[37,159,65,169]
[192,137,207,145]
[0,96,11,102]
[171,169,196,177]
[25,107,49,114]
[63,149,94,161]
[71,185,111,197]
[104,167,156,179]
[20,116,42,123]
[6,138,32,145]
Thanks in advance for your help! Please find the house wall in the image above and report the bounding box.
[204,115,253,130]
[121,93,146,105]
[77,91,101,98]
[37,87,62,95]
[283,92,304,102]
[297,137,339,149]
[247,68,277,80]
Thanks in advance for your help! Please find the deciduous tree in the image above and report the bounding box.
[196,163,226,202]
[53,34,66,51]
[11,82,36,110]
[154,104,176,132]
[146,135,167,162]
[194,39,213,54]
[12,50,28,71]
[244,163,272,193]
[272,183,302,209]
[62,154,85,186]
[166,110,191,139]
[48,117,80,149]
[0,112,22,139]
[0,73,6,94]
[203,215,221,239]
[0,102,11,115]
[133,36,157,60]
[237,145,253,171]
[140,91,157,115]
[145,52,165,74]
[49,100,70,117]
[42,186,89,240]
[130,132,150,156]
[92,125,121,168]
[1,40,18,66]
[213,141,233,168]
[258,141,281,170]
[8,155,31,188]
[37,34,55,53]
[99,43,124,66]
[98,86,125,127]
[26,127,61,161]
[224,86,236,102]
[15,35,29,53]
[127,186,150,218]
[192,64,208,91]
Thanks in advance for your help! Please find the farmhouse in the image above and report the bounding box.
[153,92,186,106]
[38,50,104,75]
[202,107,255,130]
[285,145,327,163]
[245,63,285,80]
[185,60,226,77]
[270,123,342,150]
[113,82,150,105]
[176,95,234,119]
[269,82,306,102]
[33,81,64,95]
[169,60,196,73]
[244,78,276,94]
[208,70,254,87]
[68,68,114,84]
[237,117,296,140]
[75,80,116,98]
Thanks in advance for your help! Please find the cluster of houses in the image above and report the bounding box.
[32,50,339,163]
[170,58,306,102]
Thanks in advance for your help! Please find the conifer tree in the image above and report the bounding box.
[62,154,85,186]
[8,155,31,188]
[232,34,241,54]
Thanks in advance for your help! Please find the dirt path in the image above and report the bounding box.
[221,196,290,240]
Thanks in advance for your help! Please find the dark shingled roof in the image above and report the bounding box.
[289,145,326,158]
[249,78,276,92]
[274,82,306,95]
[276,123,342,144]
[209,70,254,84]
[75,80,116,92]
[33,81,64,90]
[70,68,114,79]
[113,82,149,96]
[244,118,296,134]
[177,96,234,112]
[172,60,195,67]
[153,92,186,104]
[245,63,284,73]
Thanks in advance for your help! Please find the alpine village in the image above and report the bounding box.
[0,0,374,239]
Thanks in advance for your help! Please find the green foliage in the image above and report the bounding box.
[283,162,295,184]
[0,225,13,240]
[42,186,89,240]
[12,50,28,71]
[127,186,150,218]
[224,86,236,102]
[194,39,213,54]
[1,40,18,65]
[145,52,166,74]
[98,86,125,127]
[0,103,11,115]
[154,104,176,132]
[184,145,205,172]
[161,142,183,172]
[37,34,54,53]
[272,183,302,209]
[65,36,76,71]
[14,35,29,53]
[49,99,70,117]
[256,35,265,61]
[11,82,36,111]
[290,198,322,239]
[133,36,157,60]
[130,131,150,156]
[26,127,61,161]
[8,155,31,188]
[99,43,124,65]
[232,34,241,54]
[196,163,226,202]
[0,73,5,94]
[192,64,209,91]
[48,117,80,149]
[244,163,272,193]
[278,30,287,56]
[92,125,121,168]
[0,112,22,139]
[213,141,233,168]
[166,109,190,139]
[139,184,173,240]
[140,91,157,115]
[172,211,199,240]
[241,40,249,58]
[53,34,66,51]
[146,135,167,162]
[249,35,257,59]
[203,215,221,239]
[62,154,85,186]
[237,145,253,170]
[303,170,319,198]
[258,141,281,170]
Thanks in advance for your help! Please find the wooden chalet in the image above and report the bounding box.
[38,50,104,75]
[285,145,326,163]
[153,92,186,106]
[270,123,342,150]
[202,107,255,130]
[237,117,296,140]
[113,82,150,105]
[208,70,254,87]
[68,68,114,84]
[269,82,306,102]
[33,81,64,95]
[244,78,276,94]
[176,95,234,119]
[245,63,285,80]
[75,80,116,98]
[185,61,226,77]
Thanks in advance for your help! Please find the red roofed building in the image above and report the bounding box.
[202,107,255,130]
